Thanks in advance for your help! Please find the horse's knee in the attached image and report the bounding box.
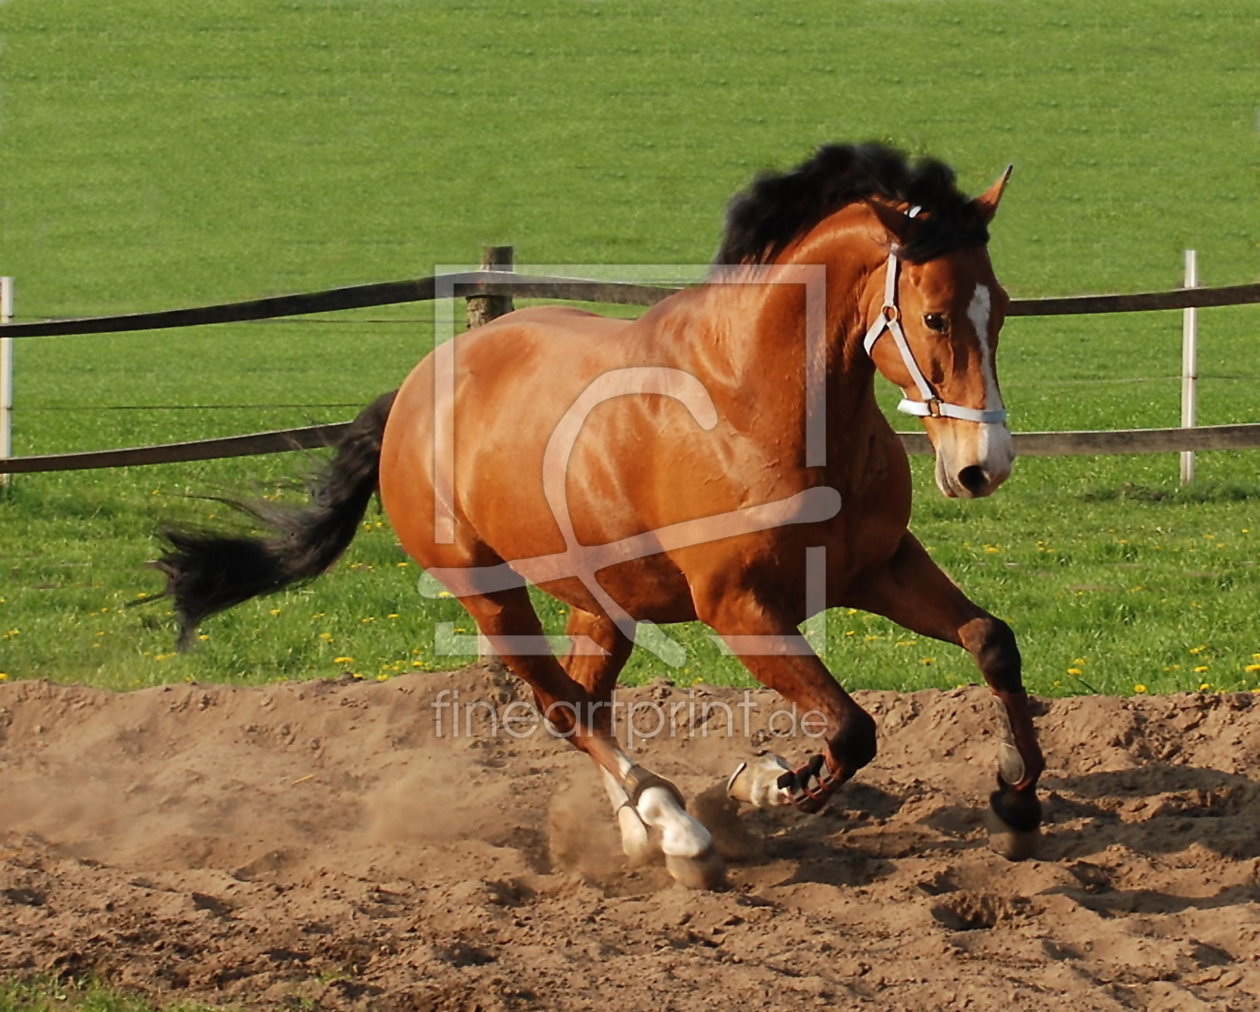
[964,615,1022,692]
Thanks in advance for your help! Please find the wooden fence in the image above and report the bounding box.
[2,248,1259,475]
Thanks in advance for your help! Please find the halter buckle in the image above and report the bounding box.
[882,305,899,322]
[927,398,943,418]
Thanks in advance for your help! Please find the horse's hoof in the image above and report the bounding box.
[665,847,728,890]
[984,807,1041,861]
[726,753,793,808]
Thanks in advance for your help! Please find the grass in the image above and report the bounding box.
[0,976,230,1012]
[0,0,1257,699]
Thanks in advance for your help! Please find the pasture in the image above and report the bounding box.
[1,1,1258,1010]
[1,0,1255,698]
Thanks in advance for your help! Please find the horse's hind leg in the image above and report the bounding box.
[464,593,723,888]
[558,608,650,862]
[559,608,723,886]
[849,532,1045,860]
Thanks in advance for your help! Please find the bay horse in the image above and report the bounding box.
[157,143,1045,889]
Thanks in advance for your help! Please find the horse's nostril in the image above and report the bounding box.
[958,466,989,496]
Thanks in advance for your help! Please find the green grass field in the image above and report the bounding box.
[0,976,233,1012]
[0,0,1257,702]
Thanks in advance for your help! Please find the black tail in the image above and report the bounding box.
[156,390,397,649]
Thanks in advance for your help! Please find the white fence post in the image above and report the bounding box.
[0,277,13,487]
[1180,251,1198,486]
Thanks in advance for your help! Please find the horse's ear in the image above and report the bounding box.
[868,200,920,245]
[973,165,1013,223]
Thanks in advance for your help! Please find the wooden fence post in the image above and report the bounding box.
[466,246,513,668]
[465,245,515,330]
[1180,250,1198,486]
[1,277,13,488]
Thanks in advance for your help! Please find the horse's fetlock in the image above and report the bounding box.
[831,708,877,772]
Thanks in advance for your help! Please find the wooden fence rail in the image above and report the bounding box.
[1,274,1258,340]
[1,261,1258,475]
[5,423,1259,475]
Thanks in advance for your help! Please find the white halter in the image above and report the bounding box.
[861,207,1007,425]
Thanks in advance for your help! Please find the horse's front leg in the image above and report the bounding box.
[696,591,877,813]
[849,531,1045,859]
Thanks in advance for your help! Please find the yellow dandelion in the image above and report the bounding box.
[1067,667,1083,676]
[1198,682,1211,692]
[0,673,8,681]
[198,634,209,642]
[269,608,282,616]
[1193,665,1209,674]
[1189,645,1208,655]
[920,658,935,666]
[396,562,410,568]
[319,632,334,642]
[333,656,354,664]
[375,673,390,682]
[1134,683,1148,694]
[1245,664,1260,674]
[387,613,400,620]
[437,591,454,599]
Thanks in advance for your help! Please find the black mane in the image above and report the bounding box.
[715,143,989,266]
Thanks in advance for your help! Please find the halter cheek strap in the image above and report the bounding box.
[862,209,1007,425]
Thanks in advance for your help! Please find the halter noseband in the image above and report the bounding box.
[861,207,1007,425]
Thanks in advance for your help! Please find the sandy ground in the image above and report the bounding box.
[1,665,1258,1011]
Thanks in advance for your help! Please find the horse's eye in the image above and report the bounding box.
[923,313,949,333]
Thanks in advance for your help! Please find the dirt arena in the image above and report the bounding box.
[1,666,1257,1011]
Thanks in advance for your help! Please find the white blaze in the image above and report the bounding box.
[966,283,1003,414]
[935,282,1014,498]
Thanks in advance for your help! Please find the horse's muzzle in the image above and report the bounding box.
[933,421,1014,499]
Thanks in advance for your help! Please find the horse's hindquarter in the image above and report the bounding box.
[380,307,707,616]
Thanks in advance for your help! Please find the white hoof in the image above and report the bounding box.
[665,847,728,890]
[615,803,655,865]
[727,754,794,808]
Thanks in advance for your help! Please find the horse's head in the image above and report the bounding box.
[862,169,1014,499]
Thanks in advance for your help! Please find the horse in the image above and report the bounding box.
[157,143,1045,890]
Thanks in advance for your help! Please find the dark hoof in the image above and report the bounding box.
[986,787,1043,861]
[984,807,1041,860]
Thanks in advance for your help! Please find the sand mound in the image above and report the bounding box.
[2,668,1257,1010]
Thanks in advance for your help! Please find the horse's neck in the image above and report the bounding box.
[679,236,884,449]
